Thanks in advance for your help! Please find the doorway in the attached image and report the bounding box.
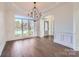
[44,21,49,36]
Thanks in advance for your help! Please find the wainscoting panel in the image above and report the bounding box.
[54,32,73,48]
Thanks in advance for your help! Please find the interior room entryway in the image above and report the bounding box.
[44,21,49,36]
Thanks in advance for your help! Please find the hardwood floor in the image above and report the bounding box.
[1,36,79,57]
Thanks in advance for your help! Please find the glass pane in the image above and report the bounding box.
[28,20,34,36]
[15,19,22,37]
[15,17,34,38]
[23,19,28,36]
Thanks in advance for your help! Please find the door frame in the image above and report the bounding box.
[44,21,49,36]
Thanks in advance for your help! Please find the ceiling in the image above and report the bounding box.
[14,2,62,12]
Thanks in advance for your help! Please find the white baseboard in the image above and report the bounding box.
[0,41,6,56]
[54,39,73,49]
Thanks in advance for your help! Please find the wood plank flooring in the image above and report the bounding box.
[1,36,79,57]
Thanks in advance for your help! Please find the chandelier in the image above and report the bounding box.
[28,2,41,22]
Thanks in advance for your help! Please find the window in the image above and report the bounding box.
[15,18,22,37]
[15,15,34,37]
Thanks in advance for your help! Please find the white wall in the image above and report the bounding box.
[43,3,73,48]
[5,5,15,41]
[54,3,73,48]
[0,3,6,56]
[73,3,79,51]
